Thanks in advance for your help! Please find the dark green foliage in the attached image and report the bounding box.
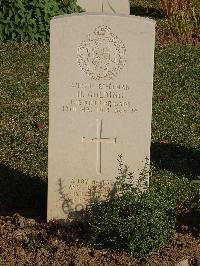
[86,155,197,260]
[0,0,82,43]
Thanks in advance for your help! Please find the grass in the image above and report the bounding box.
[0,44,49,179]
[130,0,161,9]
[0,43,199,214]
[0,44,49,214]
[153,45,200,148]
[152,45,200,180]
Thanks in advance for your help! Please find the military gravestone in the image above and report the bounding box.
[77,0,130,14]
[48,13,155,221]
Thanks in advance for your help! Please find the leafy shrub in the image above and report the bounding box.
[0,0,82,43]
[86,155,197,260]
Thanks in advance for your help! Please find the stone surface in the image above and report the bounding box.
[48,13,155,221]
[176,259,190,266]
[77,0,130,14]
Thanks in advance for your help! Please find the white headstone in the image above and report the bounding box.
[48,13,155,222]
[77,0,130,14]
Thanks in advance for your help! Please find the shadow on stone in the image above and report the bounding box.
[0,164,47,221]
[130,6,165,19]
[58,178,119,223]
[151,142,200,180]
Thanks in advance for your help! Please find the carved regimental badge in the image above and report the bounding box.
[77,25,126,80]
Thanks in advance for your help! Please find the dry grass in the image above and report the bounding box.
[160,0,193,17]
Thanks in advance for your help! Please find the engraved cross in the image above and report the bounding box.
[82,119,116,175]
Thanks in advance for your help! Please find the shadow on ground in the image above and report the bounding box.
[177,208,200,237]
[0,143,199,221]
[151,142,200,180]
[0,164,47,221]
[130,6,165,19]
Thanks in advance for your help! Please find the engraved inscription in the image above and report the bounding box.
[68,178,118,203]
[59,177,122,216]
[77,25,126,80]
[62,82,138,115]
[82,119,116,174]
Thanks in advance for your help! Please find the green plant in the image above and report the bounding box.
[86,155,197,260]
[168,8,200,42]
[0,0,82,43]
[160,0,200,44]
[160,0,192,17]
[27,236,57,252]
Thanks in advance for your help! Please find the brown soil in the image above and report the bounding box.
[0,210,199,266]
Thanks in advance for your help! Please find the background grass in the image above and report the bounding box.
[0,44,49,178]
[0,43,199,215]
[151,45,200,180]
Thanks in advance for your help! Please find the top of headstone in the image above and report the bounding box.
[51,12,155,25]
[77,0,130,15]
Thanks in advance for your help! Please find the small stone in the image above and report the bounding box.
[176,259,190,266]
[40,248,49,255]
[181,225,189,230]
[37,63,45,67]
[13,213,26,227]
[26,218,37,227]
[13,229,28,242]
[101,250,108,255]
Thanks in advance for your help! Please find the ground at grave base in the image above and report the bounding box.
[0,211,199,266]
